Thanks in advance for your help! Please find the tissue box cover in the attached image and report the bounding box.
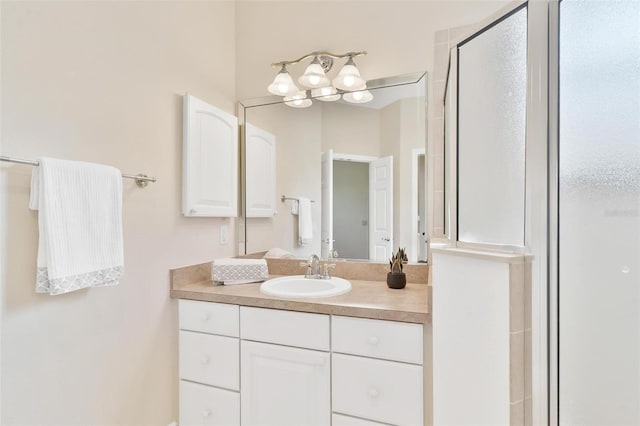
[212,259,268,282]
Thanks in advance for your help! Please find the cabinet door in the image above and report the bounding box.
[241,340,330,426]
[245,123,276,218]
[183,93,238,217]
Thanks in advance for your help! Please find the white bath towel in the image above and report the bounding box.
[29,157,123,295]
[298,197,313,246]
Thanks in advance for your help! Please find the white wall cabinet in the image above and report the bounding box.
[245,123,276,217]
[178,301,427,426]
[183,93,238,217]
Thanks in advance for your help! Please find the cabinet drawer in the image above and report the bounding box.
[332,354,423,426]
[240,306,329,351]
[179,331,239,391]
[179,380,239,426]
[332,413,389,426]
[332,316,423,364]
[179,299,239,337]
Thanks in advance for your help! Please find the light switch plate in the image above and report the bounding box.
[220,224,229,245]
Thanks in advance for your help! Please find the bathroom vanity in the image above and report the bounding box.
[170,260,431,426]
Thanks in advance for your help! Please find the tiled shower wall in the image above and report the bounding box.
[431,26,472,239]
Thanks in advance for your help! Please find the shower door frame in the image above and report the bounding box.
[548,1,560,424]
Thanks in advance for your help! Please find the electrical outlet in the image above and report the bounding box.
[220,224,228,245]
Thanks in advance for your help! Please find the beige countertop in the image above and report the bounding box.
[171,278,430,324]
[170,261,431,324]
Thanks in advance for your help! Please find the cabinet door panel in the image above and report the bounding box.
[241,340,330,426]
[183,93,238,217]
[246,123,276,217]
[179,380,239,426]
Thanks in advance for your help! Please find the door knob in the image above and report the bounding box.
[382,237,390,242]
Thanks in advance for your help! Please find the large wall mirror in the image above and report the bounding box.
[239,72,428,263]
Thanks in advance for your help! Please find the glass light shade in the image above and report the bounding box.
[342,89,373,104]
[268,66,299,97]
[332,58,366,91]
[284,92,312,108]
[298,58,330,88]
[311,86,341,102]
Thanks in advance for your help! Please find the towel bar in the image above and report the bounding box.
[0,155,156,188]
[281,195,315,203]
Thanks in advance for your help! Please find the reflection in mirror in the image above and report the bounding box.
[240,72,427,263]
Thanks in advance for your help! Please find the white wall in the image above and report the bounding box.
[235,1,509,100]
[321,102,381,157]
[0,2,236,424]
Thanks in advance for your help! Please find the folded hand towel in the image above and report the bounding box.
[29,157,123,295]
[297,197,313,246]
[212,258,268,284]
[263,247,295,259]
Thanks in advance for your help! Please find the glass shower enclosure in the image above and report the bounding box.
[558,0,640,423]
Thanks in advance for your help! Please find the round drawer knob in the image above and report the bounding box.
[368,387,380,398]
[200,313,210,322]
[368,336,380,345]
[201,356,210,365]
[202,410,211,418]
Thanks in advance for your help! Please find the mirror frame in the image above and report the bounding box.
[237,71,428,259]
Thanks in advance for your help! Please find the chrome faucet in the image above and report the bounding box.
[300,254,336,279]
[307,254,320,278]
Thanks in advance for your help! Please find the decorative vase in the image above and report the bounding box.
[386,272,406,289]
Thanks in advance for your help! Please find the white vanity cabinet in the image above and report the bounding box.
[178,300,240,426]
[178,302,427,426]
[332,316,425,426]
[240,307,331,426]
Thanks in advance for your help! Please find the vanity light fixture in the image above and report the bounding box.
[267,64,300,97]
[284,91,313,108]
[268,51,371,107]
[342,89,373,104]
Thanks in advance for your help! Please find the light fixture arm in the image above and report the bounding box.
[271,51,367,68]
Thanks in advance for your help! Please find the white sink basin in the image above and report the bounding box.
[260,275,352,299]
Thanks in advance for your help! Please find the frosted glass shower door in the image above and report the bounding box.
[457,7,527,247]
[559,0,640,424]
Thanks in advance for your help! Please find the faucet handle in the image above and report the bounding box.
[321,263,336,279]
[300,262,313,278]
